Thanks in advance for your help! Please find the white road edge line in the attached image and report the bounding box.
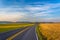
[35,27,38,40]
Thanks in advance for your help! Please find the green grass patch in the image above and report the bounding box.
[36,26,43,40]
[0,27,20,33]
[36,26,46,40]
[0,23,34,28]
[0,23,32,26]
[0,23,34,32]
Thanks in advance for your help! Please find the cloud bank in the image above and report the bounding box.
[0,0,60,22]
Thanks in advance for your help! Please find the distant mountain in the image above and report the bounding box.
[0,21,13,24]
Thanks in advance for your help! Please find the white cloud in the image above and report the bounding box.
[0,13,25,22]
[34,10,53,16]
[25,3,60,16]
[40,17,60,22]
[0,3,60,22]
[0,8,26,22]
[25,3,60,11]
[22,3,60,22]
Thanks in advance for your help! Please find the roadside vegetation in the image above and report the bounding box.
[0,23,34,33]
[36,24,46,40]
[36,26,43,40]
[0,27,20,33]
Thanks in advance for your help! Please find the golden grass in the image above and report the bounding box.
[39,23,60,40]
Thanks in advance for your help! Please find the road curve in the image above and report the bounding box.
[0,26,38,40]
[13,26,37,40]
[0,27,29,40]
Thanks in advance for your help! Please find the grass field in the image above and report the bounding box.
[0,23,34,33]
[36,26,44,40]
[39,23,60,40]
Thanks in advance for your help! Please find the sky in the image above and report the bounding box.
[0,0,60,22]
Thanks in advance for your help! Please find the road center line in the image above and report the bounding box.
[6,27,30,40]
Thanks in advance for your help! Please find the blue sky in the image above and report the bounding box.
[0,0,60,22]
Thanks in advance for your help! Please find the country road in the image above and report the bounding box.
[0,26,38,40]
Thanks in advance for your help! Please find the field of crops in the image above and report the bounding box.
[0,23,34,32]
[39,23,60,40]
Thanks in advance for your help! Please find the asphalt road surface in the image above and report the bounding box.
[0,26,38,40]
